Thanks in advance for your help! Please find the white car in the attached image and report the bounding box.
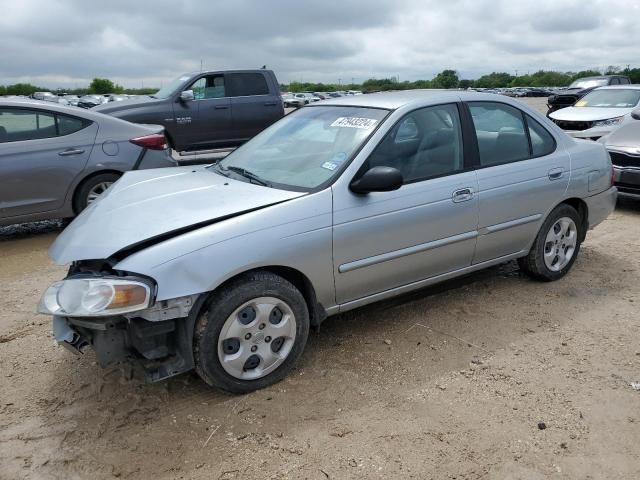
[549,85,640,140]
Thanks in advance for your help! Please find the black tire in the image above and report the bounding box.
[518,204,583,282]
[194,271,310,394]
[74,172,121,213]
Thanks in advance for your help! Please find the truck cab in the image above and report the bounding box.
[94,70,284,151]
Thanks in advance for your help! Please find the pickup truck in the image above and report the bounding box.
[94,70,284,151]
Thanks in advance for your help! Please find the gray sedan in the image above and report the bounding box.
[0,100,176,227]
[39,91,616,393]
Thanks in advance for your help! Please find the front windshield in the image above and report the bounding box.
[212,106,389,191]
[152,74,191,99]
[576,89,640,108]
[569,78,608,89]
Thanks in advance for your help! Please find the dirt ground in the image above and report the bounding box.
[1,98,639,480]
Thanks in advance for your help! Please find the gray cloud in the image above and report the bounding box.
[0,0,637,88]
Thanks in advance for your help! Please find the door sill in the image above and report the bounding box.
[336,250,528,314]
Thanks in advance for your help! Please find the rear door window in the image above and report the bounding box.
[0,109,92,143]
[468,102,530,166]
[227,73,270,97]
[0,109,57,142]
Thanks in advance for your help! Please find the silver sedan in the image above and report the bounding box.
[0,99,176,226]
[39,91,616,393]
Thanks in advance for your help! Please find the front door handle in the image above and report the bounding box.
[214,105,229,110]
[548,167,564,180]
[58,148,85,156]
[264,101,277,106]
[452,187,474,203]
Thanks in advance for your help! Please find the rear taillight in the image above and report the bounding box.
[611,167,616,187]
[130,133,168,151]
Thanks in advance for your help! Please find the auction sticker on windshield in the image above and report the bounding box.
[331,117,379,129]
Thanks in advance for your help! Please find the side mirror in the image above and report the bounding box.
[631,108,640,120]
[179,90,194,102]
[350,166,403,194]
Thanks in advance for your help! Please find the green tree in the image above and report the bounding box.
[570,69,602,82]
[626,68,640,84]
[6,83,42,96]
[89,78,124,94]
[475,72,514,88]
[432,70,459,89]
[361,78,398,92]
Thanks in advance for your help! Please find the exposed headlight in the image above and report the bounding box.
[38,278,153,317]
[592,116,625,128]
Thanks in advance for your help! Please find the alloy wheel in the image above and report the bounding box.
[543,217,577,272]
[86,182,113,204]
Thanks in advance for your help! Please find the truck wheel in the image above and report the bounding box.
[518,204,582,282]
[74,172,121,213]
[194,271,310,394]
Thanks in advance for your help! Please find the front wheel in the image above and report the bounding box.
[518,204,582,281]
[194,271,310,394]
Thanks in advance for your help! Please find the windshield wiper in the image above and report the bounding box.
[225,166,271,187]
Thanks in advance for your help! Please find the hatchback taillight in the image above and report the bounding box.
[130,133,168,151]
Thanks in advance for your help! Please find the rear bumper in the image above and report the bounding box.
[136,148,177,170]
[584,186,617,229]
[613,166,640,199]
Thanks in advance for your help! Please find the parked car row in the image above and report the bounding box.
[29,92,138,108]
[471,87,557,97]
[281,90,364,108]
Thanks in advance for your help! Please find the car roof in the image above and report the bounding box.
[0,99,111,121]
[310,89,533,110]
[592,85,640,90]
[310,89,464,110]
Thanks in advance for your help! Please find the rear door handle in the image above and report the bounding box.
[264,101,277,106]
[58,148,85,156]
[548,167,564,180]
[452,187,474,203]
[214,105,229,110]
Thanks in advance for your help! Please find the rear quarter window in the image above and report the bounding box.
[57,114,92,136]
[526,114,555,157]
[227,73,270,97]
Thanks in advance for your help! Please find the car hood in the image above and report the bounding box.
[92,96,158,114]
[604,121,640,150]
[549,107,633,122]
[49,166,306,264]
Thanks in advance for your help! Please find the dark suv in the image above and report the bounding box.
[94,70,284,151]
[547,75,631,115]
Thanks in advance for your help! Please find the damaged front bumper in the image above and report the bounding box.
[52,294,203,382]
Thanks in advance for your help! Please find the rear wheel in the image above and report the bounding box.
[74,172,121,213]
[518,204,582,281]
[194,271,310,394]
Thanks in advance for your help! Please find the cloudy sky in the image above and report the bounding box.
[0,0,637,88]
